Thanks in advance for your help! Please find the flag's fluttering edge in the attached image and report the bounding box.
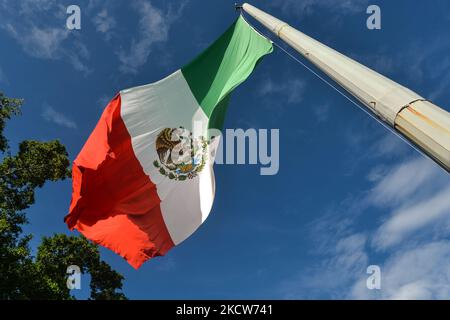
[65,16,273,269]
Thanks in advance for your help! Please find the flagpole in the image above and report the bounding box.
[241,3,450,173]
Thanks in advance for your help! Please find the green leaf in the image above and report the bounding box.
[0,91,127,300]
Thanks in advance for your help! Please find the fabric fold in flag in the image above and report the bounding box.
[65,16,273,269]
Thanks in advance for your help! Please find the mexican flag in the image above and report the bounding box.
[65,16,273,269]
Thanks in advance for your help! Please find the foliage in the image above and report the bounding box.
[0,91,126,300]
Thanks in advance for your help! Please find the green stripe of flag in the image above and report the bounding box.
[181,16,273,129]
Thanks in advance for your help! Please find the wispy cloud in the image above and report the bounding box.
[373,186,450,250]
[350,241,450,299]
[313,103,330,123]
[350,52,397,77]
[0,0,188,76]
[366,157,441,207]
[369,132,409,160]
[279,154,450,299]
[367,158,450,250]
[118,0,187,74]
[430,67,450,101]
[279,231,368,299]
[92,8,116,40]
[42,105,77,129]
[259,77,306,104]
[269,0,369,19]
[5,23,69,59]
[353,38,450,101]
[154,256,176,271]
[97,94,112,110]
[0,0,91,74]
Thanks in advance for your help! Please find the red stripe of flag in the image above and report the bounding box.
[65,94,174,269]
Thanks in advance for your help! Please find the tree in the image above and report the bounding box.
[0,91,127,299]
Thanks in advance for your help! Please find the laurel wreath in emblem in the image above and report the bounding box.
[153,127,209,181]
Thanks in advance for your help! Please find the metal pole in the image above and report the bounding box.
[242,3,450,172]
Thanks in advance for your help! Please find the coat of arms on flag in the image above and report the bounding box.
[153,127,209,181]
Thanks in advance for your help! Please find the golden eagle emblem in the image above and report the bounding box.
[153,127,208,181]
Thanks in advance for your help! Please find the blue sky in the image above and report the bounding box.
[1,0,450,299]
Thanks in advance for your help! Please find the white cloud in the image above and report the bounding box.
[355,38,450,95]
[369,132,409,159]
[313,103,330,123]
[366,165,388,182]
[259,78,306,104]
[0,0,90,74]
[366,157,441,207]
[92,8,116,38]
[42,105,77,129]
[350,241,450,299]
[280,154,450,299]
[342,122,411,172]
[329,21,450,105]
[363,157,450,299]
[118,0,186,74]
[0,0,189,75]
[350,52,397,77]
[363,156,450,250]
[279,233,368,299]
[430,70,450,101]
[5,24,69,59]
[154,255,176,271]
[270,0,369,19]
[373,185,450,250]
[97,94,112,110]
